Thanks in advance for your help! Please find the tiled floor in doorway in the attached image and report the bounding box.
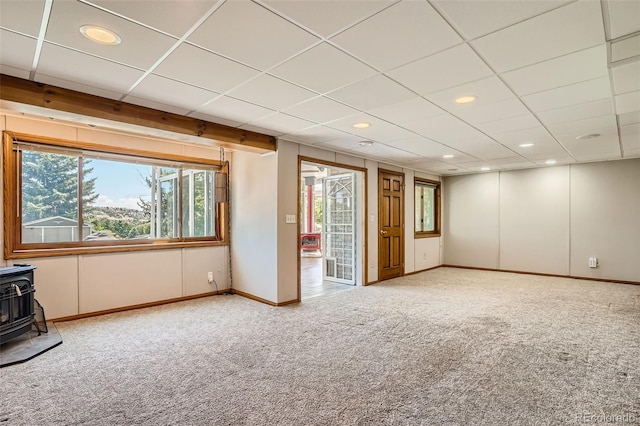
[301,255,355,299]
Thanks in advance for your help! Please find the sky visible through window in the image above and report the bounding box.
[90,159,151,210]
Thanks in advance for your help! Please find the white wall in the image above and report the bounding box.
[230,150,278,302]
[1,114,230,319]
[570,160,640,281]
[499,167,570,275]
[444,172,500,268]
[444,159,640,282]
[276,140,299,302]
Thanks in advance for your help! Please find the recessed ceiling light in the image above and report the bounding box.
[352,122,370,129]
[448,168,458,171]
[443,154,454,159]
[481,166,491,171]
[80,25,121,45]
[358,141,373,147]
[576,133,601,140]
[455,95,477,104]
[545,159,557,165]
[519,143,535,148]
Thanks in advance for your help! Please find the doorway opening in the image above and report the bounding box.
[299,159,366,300]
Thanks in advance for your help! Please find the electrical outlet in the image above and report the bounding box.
[370,261,375,269]
[588,257,598,268]
[423,253,427,260]
[207,272,213,283]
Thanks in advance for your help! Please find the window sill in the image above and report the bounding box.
[414,233,441,239]
[5,240,227,259]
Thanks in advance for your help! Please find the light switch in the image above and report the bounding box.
[285,214,296,224]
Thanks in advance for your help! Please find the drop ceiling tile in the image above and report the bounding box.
[573,152,622,162]
[331,1,461,71]
[547,115,618,137]
[408,159,451,170]
[227,75,317,111]
[45,1,177,69]
[262,0,393,37]
[34,73,124,100]
[475,114,542,135]
[284,125,353,144]
[615,91,640,115]
[519,144,570,160]
[501,44,608,96]
[195,95,275,125]
[606,0,640,39]
[187,111,242,128]
[126,74,219,113]
[326,74,416,111]
[619,111,640,126]
[497,161,537,170]
[387,44,493,96]
[453,98,531,125]
[367,97,443,126]
[36,43,144,93]
[471,0,604,73]
[426,76,515,113]
[612,60,640,95]
[324,113,416,143]
[270,43,377,93]
[386,136,452,157]
[0,30,36,71]
[536,98,614,125]
[623,148,640,158]
[443,153,483,164]
[620,123,640,150]
[282,96,359,124]
[188,1,319,69]
[122,95,190,116]
[611,34,640,63]
[466,144,520,160]
[242,112,316,135]
[561,129,621,156]
[349,143,419,163]
[492,126,558,148]
[431,0,571,40]
[155,43,259,93]
[86,0,217,37]
[315,135,376,151]
[490,156,531,165]
[0,0,45,37]
[0,65,30,79]
[529,154,574,164]
[403,113,487,144]
[521,76,612,112]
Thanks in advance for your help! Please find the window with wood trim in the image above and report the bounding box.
[414,178,440,238]
[3,132,228,258]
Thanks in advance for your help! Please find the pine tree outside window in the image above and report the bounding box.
[3,133,227,258]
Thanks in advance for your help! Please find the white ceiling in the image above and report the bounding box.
[0,0,639,176]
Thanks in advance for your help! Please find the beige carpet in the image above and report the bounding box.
[1,267,639,425]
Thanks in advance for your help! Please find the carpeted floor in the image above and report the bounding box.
[1,267,639,425]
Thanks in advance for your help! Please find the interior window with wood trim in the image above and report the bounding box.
[3,132,228,259]
[414,178,441,238]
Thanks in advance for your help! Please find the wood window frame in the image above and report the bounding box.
[414,177,441,239]
[3,132,228,259]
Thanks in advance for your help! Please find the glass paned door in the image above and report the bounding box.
[322,173,356,285]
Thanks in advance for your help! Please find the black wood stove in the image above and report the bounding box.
[0,265,36,345]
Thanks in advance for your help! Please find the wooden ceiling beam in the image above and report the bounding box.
[0,74,276,152]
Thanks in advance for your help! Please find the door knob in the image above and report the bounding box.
[380,229,387,235]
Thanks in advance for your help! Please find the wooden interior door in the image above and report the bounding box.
[378,170,404,280]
